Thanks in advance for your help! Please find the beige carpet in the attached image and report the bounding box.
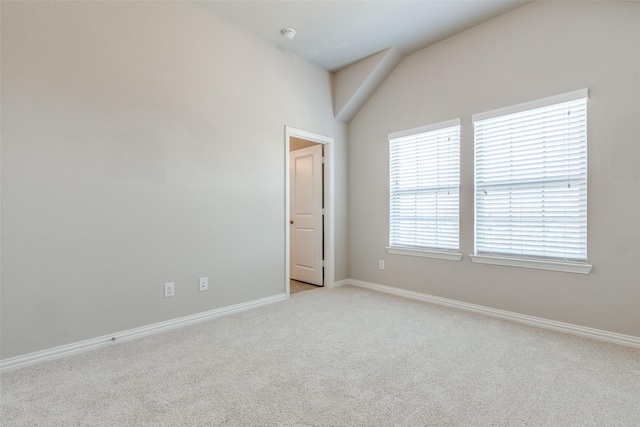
[1,285,639,426]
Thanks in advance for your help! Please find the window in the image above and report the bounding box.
[388,119,461,260]
[471,89,592,273]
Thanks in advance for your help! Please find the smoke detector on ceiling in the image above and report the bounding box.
[281,28,296,40]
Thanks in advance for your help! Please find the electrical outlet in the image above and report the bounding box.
[379,260,385,270]
[164,282,175,298]
[199,277,208,291]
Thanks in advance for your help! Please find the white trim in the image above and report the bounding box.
[388,118,460,140]
[470,254,593,274]
[386,246,462,261]
[333,279,350,288]
[472,88,588,122]
[342,279,639,349]
[286,128,333,145]
[0,293,286,373]
[285,126,335,299]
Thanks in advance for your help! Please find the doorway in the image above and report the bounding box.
[290,142,323,287]
[285,127,334,298]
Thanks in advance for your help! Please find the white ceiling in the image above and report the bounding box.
[195,0,532,72]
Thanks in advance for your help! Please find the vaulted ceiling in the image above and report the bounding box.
[195,1,532,72]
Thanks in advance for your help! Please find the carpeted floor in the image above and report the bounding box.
[1,285,639,426]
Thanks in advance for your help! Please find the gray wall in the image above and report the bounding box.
[1,1,348,359]
[348,2,640,337]
[2,0,638,361]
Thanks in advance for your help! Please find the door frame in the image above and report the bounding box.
[285,126,335,298]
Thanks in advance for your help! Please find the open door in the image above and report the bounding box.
[290,144,323,286]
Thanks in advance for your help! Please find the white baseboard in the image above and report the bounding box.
[4,281,636,372]
[343,279,640,349]
[333,279,350,288]
[0,293,287,373]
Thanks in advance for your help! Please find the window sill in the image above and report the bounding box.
[469,254,593,274]
[386,246,463,261]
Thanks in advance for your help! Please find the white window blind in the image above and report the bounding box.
[473,90,588,262]
[389,120,460,251]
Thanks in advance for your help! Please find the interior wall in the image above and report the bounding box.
[0,1,348,359]
[348,1,640,337]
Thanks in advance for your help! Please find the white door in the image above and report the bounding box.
[290,145,323,286]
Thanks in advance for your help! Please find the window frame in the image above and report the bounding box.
[470,89,592,274]
[387,118,462,261]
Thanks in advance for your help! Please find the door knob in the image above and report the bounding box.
[290,220,294,224]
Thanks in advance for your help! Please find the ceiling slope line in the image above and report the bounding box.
[333,47,405,123]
